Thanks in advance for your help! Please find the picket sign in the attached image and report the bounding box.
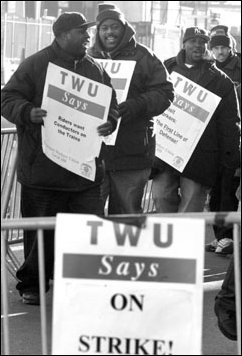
[95,59,136,145]
[52,214,205,355]
[41,63,112,181]
[155,72,221,172]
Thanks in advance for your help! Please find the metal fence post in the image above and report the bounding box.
[37,229,48,355]
[1,231,10,355]
[233,223,241,355]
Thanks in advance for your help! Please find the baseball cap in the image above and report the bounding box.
[53,12,96,37]
[183,27,210,43]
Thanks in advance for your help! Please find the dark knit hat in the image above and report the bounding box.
[53,12,95,37]
[183,27,210,43]
[96,3,126,28]
[209,25,232,48]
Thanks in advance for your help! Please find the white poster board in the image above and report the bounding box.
[41,63,112,181]
[155,72,221,172]
[95,60,136,145]
[52,214,205,355]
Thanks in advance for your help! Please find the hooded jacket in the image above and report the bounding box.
[153,49,240,187]
[1,40,118,191]
[89,22,174,170]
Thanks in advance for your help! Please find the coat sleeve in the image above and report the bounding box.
[1,59,36,126]
[216,80,240,170]
[123,51,174,121]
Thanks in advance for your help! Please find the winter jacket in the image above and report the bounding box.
[153,49,240,187]
[1,40,118,191]
[89,23,174,171]
[215,53,241,86]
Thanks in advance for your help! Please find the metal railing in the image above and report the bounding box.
[1,127,241,355]
[1,127,22,278]
[1,212,241,355]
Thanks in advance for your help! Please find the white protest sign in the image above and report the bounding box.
[52,214,205,355]
[155,72,221,172]
[95,60,136,145]
[41,63,112,181]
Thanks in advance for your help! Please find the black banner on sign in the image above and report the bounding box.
[62,253,196,283]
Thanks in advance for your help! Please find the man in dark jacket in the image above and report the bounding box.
[89,3,174,215]
[206,25,241,254]
[152,27,240,213]
[1,12,118,305]
[209,25,241,86]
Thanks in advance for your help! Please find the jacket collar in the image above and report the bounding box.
[217,54,241,70]
[51,40,87,63]
[168,49,218,87]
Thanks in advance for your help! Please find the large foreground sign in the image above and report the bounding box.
[155,72,221,172]
[41,63,112,180]
[52,214,205,355]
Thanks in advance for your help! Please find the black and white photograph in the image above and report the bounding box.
[1,1,241,355]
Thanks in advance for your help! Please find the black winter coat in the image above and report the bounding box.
[89,23,174,170]
[1,41,118,191]
[215,53,241,86]
[153,49,240,187]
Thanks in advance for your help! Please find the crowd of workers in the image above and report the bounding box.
[1,1,240,344]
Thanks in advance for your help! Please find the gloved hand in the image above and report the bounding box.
[119,102,132,121]
[97,108,119,136]
[30,107,47,124]
[119,98,147,121]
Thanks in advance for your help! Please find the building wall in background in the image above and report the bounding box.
[1,1,241,85]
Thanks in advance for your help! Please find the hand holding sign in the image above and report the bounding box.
[41,63,112,180]
[155,72,221,172]
[119,101,131,121]
[97,121,113,137]
[30,107,47,125]
[97,107,119,136]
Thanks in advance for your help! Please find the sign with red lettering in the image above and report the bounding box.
[154,72,221,172]
[52,214,205,355]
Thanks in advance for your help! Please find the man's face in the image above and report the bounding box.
[211,46,231,63]
[62,27,90,56]
[99,19,125,51]
[184,37,207,64]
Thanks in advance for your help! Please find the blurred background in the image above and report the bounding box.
[1,1,241,86]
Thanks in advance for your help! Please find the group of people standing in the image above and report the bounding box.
[1,5,240,341]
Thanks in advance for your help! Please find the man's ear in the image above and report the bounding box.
[63,31,68,39]
[60,31,70,42]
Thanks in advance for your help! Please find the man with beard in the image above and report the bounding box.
[1,12,119,305]
[89,3,174,215]
[151,27,240,214]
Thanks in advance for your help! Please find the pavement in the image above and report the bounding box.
[1,225,239,355]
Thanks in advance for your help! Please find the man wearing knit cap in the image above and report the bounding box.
[209,25,241,85]
[89,3,174,215]
[152,27,240,214]
[1,11,119,304]
[206,25,241,255]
